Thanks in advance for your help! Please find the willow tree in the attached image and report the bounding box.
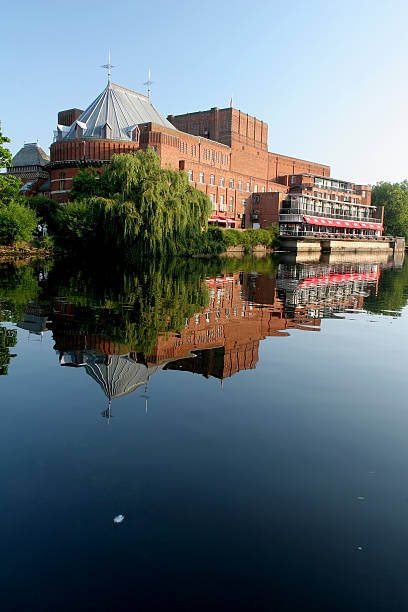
[92,149,211,257]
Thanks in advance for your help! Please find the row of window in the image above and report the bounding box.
[209,193,247,212]
[187,170,266,193]
[178,142,230,165]
[202,148,229,165]
[312,191,360,204]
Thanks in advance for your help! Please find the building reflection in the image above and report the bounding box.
[30,256,402,415]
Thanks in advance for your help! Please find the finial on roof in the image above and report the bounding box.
[101,49,115,82]
[144,67,154,101]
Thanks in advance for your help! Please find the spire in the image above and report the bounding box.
[101,49,115,82]
[144,67,153,101]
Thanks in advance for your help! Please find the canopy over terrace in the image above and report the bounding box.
[303,215,383,231]
[208,215,236,227]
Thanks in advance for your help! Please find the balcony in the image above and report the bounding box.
[279,208,381,223]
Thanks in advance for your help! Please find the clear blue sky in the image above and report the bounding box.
[3,0,408,185]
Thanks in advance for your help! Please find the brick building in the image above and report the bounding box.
[11,77,330,224]
[10,76,378,235]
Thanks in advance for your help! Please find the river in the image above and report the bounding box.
[1,252,408,611]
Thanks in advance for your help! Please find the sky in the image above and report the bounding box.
[2,0,408,185]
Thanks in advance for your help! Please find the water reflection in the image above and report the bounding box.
[0,254,406,411]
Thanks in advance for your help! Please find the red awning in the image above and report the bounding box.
[219,216,236,224]
[303,215,383,231]
[209,215,236,225]
[208,215,223,223]
[299,269,380,288]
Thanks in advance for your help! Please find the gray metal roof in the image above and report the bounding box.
[83,353,164,400]
[61,81,175,141]
[12,143,49,167]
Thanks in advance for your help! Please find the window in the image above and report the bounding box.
[60,172,66,191]
[246,182,250,192]
[219,195,225,211]
[261,186,265,192]
[238,180,243,191]
[291,176,296,184]
[210,193,216,209]
[242,199,247,208]
[229,196,234,212]
[362,190,366,198]
[188,170,193,181]
[220,177,224,187]
[212,151,215,162]
[210,175,215,185]
[199,172,204,183]
[254,184,258,193]
[229,178,234,188]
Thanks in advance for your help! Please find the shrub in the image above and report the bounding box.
[223,229,242,247]
[0,201,38,245]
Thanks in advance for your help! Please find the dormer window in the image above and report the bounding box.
[103,123,112,139]
[74,120,87,139]
[131,126,140,142]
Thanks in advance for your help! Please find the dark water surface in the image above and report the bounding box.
[1,253,408,611]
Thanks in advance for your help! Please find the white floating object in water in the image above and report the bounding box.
[113,514,125,524]
[357,546,363,551]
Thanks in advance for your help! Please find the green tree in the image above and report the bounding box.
[0,130,13,168]
[372,181,408,239]
[58,199,103,246]
[62,149,212,257]
[0,201,38,244]
[0,130,23,205]
[70,168,103,200]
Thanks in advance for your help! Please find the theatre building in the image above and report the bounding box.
[9,75,384,239]
[17,77,328,226]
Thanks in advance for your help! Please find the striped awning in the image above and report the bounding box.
[303,216,383,231]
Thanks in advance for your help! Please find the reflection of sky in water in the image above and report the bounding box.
[1,257,408,611]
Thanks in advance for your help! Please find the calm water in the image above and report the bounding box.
[1,252,408,611]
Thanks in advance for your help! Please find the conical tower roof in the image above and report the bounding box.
[83,353,164,400]
[62,81,175,141]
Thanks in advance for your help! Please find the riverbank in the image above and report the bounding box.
[0,241,53,262]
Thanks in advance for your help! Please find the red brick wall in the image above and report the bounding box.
[248,192,286,228]
[268,153,330,181]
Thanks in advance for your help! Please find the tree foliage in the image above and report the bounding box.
[0,201,38,244]
[372,181,408,239]
[0,130,13,169]
[61,149,212,256]
[0,131,38,245]
[70,168,102,200]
